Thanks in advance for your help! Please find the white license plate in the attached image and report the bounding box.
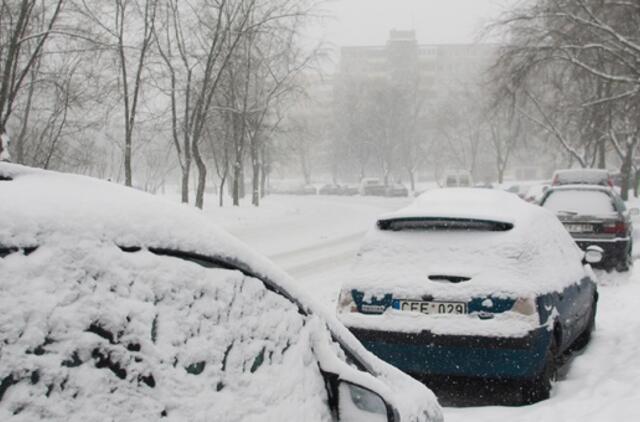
[565,223,593,233]
[396,300,467,315]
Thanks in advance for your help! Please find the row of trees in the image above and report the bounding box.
[492,0,640,199]
[0,0,321,207]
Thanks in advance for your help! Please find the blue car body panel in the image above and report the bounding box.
[347,275,597,380]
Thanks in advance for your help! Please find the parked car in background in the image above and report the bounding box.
[540,185,636,271]
[339,184,359,196]
[504,182,534,199]
[385,183,409,197]
[319,183,360,196]
[524,182,550,204]
[552,168,613,187]
[319,183,343,195]
[360,177,387,196]
[442,171,473,188]
[0,163,443,422]
[474,182,495,189]
[338,188,600,404]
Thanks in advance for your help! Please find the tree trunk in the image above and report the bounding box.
[251,141,260,206]
[497,166,505,184]
[408,169,415,191]
[233,160,241,206]
[598,138,606,169]
[219,172,227,207]
[124,135,133,187]
[620,142,634,201]
[193,139,206,209]
[180,165,190,203]
[260,162,268,198]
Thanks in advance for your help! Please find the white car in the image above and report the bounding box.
[338,188,600,404]
[0,163,442,422]
[441,171,472,188]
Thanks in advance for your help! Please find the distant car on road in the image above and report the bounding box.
[319,183,359,196]
[319,183,342,195]
[0,163,443,422]
[385,183,409,197]
[552,168,613,187]
[540,185,636,271]
[360,177,387,196]
[442,171,473,188]
[338,188,600,404]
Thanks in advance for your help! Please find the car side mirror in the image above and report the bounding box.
[338,381,394,422]
[584,245,604,265]
[628,208,640,217]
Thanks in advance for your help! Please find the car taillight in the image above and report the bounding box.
[602,221,626,235]
[511,297,537,316]
[552,175,559,185]
[337,289,358,314]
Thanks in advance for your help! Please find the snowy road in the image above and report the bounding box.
[206,194,640,421]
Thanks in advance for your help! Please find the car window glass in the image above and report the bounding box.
[0,243,331,421]
[542,190,616,216]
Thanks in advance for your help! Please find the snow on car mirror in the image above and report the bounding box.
[628,207,640,217]
[338,381,393,422]
[584,245,604,264]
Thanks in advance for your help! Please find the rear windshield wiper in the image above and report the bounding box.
[557,210,578,216]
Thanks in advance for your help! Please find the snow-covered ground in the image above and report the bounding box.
[202,193,640,422]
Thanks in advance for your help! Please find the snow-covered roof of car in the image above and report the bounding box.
[0,163,279,279]
[378,188,531,226]
[553,168,611,185]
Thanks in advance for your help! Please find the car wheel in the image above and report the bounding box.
[571,296,597,351]
[615,250,632,272]
[521,335,558,405]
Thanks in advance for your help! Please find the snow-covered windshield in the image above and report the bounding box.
[0,241,331,421]
[542,190,616,216]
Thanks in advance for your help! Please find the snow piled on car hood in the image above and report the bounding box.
[0,163,442,422]
[346,188,587,299]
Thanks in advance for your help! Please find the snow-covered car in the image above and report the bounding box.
[337,188,600,404]
[504,182,534,199]
[385,183,409,197]
[360,178,386,196]
[540,185,636,271]
[0,163,442,422]
[551,168,613,187]
[319,184,343,195]
[523,182,550,204]
[441,171,472,188]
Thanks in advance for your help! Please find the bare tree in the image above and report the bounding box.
[0,0,64,160]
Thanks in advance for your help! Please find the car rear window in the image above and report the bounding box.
[542,190,616,215]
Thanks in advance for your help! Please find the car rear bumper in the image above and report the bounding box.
[574,237,630,266]
[349,327,551,380]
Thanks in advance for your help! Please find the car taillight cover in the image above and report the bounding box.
[602,221,626,235]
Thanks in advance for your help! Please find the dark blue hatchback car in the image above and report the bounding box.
[337,189,600,404]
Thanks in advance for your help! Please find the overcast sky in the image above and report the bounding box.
[322,0,519,47]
